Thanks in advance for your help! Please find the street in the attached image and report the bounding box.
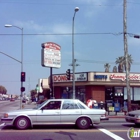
[0,100,139,140]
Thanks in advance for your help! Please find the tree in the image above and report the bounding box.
[112,66,117,72]
[115,56,124,72]
[115,55,133,72]
[0,85,7,94]
[104,63,110,72]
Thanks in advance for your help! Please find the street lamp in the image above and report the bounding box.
[5,24,23,109]
[72,7,79,99]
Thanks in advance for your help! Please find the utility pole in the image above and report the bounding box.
[123,0,131,111]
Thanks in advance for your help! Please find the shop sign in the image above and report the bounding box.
[53,73,87,82]
[110,74,140,81]
[94,75,107,80]
[76,73,87,81]
[41,42,61,68]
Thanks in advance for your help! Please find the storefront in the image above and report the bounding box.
[40,72,140,106]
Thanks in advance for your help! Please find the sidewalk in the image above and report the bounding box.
[106,111,126,118]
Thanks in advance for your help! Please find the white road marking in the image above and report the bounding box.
[99,129,125,140]
[0,123,5,128]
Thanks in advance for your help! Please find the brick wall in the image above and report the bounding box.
[86,85,105,102]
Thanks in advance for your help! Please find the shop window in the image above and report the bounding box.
[105,87,114,101]
[134,87,140,101]
[61,86,86,102]
[114,87,124,97]
[124,87,133,100]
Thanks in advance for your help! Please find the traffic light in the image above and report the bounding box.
[21,87,25,92]
[66,69,71,80]
[21,72,26,82]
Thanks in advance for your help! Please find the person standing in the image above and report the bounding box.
[123,100,128,115]
[87,97,93,109]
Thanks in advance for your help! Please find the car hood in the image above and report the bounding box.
[129,110,140,115]
[5,109,38,115]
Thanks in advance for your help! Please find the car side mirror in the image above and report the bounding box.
[41,106,45,110]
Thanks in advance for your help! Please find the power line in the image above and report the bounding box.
[77,59,140,65]
[0,32,123,36]
[0,59,140,65]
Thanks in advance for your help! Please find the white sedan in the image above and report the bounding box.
[1,99,106,130]
[125,110,140,125]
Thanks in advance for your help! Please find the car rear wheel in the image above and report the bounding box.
[76,117,90,129]
[15,117,30,130]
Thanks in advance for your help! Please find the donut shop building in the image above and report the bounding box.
[41,72,140,106]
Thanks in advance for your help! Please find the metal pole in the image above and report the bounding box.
[123,0,131,111]
[4,24,24,109]
[50,67,53,99]
[72,7,79,99]
[20,28,23,109]
[72,13,75,99]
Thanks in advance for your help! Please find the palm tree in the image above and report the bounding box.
[112,66,117,72]
[104,63,110,72]
[115,54,133,72]
[115,56,124,72]
[124,54,133,72]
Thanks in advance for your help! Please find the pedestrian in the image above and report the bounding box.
[87,97,93,109]
[123,100,128,115]
[92,100,98,109]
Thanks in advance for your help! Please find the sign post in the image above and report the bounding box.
[41,42,61,98]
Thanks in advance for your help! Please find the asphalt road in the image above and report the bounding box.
[0,100,139,140]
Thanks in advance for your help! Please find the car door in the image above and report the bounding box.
[36,101,61,123]
[60,100,81,124]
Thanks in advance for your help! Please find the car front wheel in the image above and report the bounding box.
[76,117,90,129]
[15,117,30,130]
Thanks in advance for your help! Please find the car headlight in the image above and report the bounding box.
[135,115,140,119]
[4,113,8,118]
[125,112,128,116]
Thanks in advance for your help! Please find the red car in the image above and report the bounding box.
[10,98,15,101]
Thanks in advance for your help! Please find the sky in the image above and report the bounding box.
[0,0,140,95]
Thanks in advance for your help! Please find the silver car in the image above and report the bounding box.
[1,99,106,130]
[125,110,140,125]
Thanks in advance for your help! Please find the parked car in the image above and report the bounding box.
[1,99,106,130]
[125,110,140,125]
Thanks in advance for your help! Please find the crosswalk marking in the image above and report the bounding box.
[99,129,125,140]
[0,123,5,127]
[0,123,5,130]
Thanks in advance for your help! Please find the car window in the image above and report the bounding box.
[77,102,86,109]
[62,100,79,109]
[42,101,61,110]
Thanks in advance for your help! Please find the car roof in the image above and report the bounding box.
[47,99,80,101]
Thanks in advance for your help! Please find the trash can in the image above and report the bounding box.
[114,103,120,112]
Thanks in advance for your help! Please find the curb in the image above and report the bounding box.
[107,116,125,118]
